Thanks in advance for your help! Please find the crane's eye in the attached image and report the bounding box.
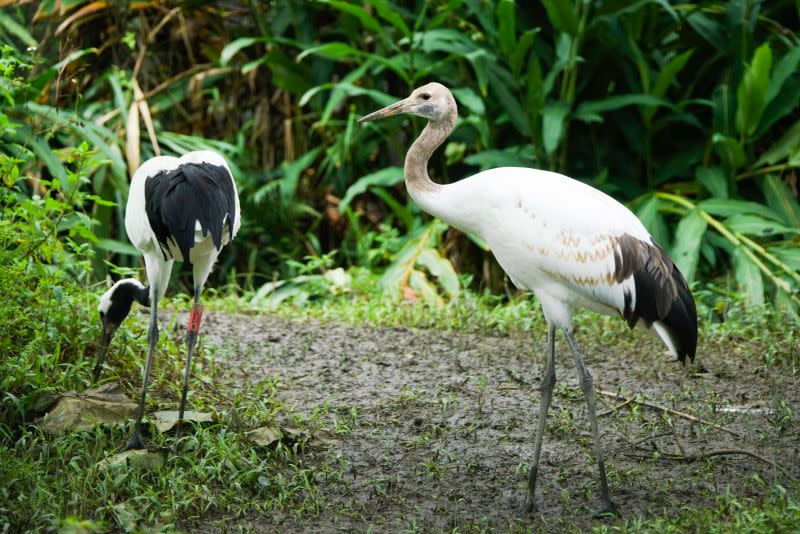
[421,93,431,101]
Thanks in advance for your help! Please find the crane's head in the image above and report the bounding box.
[95,279,149,378]
[358,82,456,123]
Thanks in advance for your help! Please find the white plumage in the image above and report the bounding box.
[359,83,697,516]
[96,149,240,451]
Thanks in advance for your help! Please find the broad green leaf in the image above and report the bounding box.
[417,248,460,298]
[754,119,800,167]
[220,37,266,65]
[766,43,800,104]
[634,195,668,246]
[725,214,800,236]
[451,87,484,115]
[509,29,539,77]
[761,175,800,227]
[697,198,785,223]
[735,43,772,138]
[770,246,800,270]
[671,210,707,283]
[756,77,800,138]
[712,133,746,170]
[732,247,764,306]
[370,0,411,37]
[466,50,491,96]
[644,50,694,123]
[496,0,516,57]
[696,166,728,198]
[540,0,578,35]
[339,167,404,213]
[297,43,362,62]
[542,101,569,155]
[574,94,671,123]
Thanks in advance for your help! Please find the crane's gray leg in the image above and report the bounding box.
[175,287,203,439]
[563,328,620,517]
[123,289,159,451]
[522,324,557,514]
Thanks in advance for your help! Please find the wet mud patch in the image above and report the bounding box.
[191,312,800,532]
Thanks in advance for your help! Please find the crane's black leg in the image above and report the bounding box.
[521,324,557,514]
[175,287,203,440]
[563,328,620,517]
[123,291,159,451]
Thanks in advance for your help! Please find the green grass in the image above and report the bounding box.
[1,281,798,532]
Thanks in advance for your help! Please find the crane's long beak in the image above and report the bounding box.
[94,318,118,382]
[358,98,412,123]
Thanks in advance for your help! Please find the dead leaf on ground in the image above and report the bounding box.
[246,426,283,447]
[97,448,168,472]
[37,382,138,435]
[246,425,337,449]
[151,410,217,433]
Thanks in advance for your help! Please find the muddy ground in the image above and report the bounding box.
[189,312,799,532]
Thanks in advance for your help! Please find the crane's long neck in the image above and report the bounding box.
[404,115,455,200]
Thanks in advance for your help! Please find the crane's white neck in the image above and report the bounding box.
[404,115,456,220]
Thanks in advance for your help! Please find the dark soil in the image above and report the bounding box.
[191,312,800,533]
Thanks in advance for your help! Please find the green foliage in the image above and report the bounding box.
[2,1,799,308]
[0,48,101,423]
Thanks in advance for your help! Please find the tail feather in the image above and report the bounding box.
[618,236,698,364]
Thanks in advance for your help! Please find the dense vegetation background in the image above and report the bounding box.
[2,0,799,307]
[1,1,799,531]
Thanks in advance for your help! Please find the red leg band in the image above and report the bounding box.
[187,303,204,334]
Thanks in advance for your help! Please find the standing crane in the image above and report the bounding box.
[359,83,697,516]
[95,150,240,451]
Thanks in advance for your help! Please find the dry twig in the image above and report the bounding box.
[597,389,741,438]
[631,448,795,480]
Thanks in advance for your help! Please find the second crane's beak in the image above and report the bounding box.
[93,317,118,382]
[358,98,412,123]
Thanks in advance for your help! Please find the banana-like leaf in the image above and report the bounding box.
[761,175,800,228]
[735,43,772,138]
[732,247,765,305]
[417,248,460,298]
[542,101,569,155]
[712,133,746,169]
[671,210,707,283]
[379,222,456,305]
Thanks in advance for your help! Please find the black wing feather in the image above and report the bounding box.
[616,235,698,364]
[144,162,236,265]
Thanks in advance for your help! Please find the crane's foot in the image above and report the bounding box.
[122,432,147,452]
[515,496,536,516]
[592,499,621,519]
